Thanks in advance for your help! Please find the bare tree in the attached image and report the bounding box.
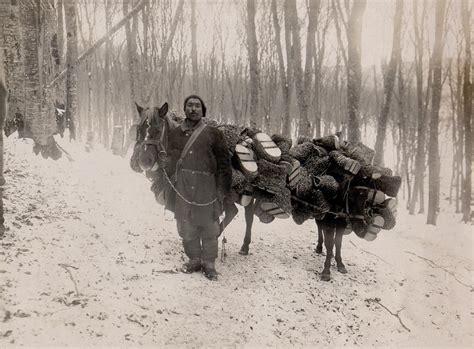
[303,0,320,137]
[373,0,403,165]
[427,0,447,225]
[0,1,8,236]
[461,0,472,222]
[246,0,259,128]
[57,0,65,65]
[65,0,78,141]
[346,0,367,142]
[191,0,199,92]
[409,0,428,215]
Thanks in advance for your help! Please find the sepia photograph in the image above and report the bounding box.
[0,0,472,347]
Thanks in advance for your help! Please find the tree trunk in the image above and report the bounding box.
[302,0,320,137]
[409,0,427,215]
[271,0,291,137]
[65,0,78,141]
[191,0,199,92]
[373,0,403,165]
[346,0,366,143]
[246,0,259,128]
[20,1,43,142]
[57,0,64,65]
[427,0,446,225]
[124,0,138,120]
[284,0,294,135]
[3,0,23,128]
[285,0,308,136]
[461,0,472,222]
[0,7,7,234]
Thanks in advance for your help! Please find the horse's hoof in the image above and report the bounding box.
[337,265,348,274]
[315,246,323,254]
[239,249,249,256]
[321,273,331,281]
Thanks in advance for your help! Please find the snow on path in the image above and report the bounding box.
[0,137,472,347]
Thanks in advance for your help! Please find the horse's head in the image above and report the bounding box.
[135,102,169,172]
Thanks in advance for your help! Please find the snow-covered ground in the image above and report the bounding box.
[0,136,472,347]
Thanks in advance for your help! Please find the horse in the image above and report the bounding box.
[131,103,347,281]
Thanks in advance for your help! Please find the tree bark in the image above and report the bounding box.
[303,0,320,137]
[373,0,403,165]
[284,0,294,136]
[461,0,472,222]
[246,0,259,128]
[285,0,308,136]
[409,0,427,215]
[57,0,65,65]
[191,0,199,92]
[0,44,6,235]
[346,0,366,143]
[427,0,447,225]
[65,0,78,141]
[271,0,291,137]
[2,0,23,127]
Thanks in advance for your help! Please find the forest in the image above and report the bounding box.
[0,0,472,229]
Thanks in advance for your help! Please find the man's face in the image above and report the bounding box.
[185,98,203,122]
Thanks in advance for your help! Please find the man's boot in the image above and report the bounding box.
[202,260,218,281]
[181,258,202,273]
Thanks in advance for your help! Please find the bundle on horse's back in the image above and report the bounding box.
[130,105,400,242]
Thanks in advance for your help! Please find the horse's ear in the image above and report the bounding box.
[159,102,168,118]
[135,102,143,114]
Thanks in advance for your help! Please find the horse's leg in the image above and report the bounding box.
[239,199,255,255]
[321,222,335,281]
[315,220,324,254]
[334,220,347,274]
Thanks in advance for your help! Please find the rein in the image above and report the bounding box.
[160,167,218,207]
[145,110,217,208]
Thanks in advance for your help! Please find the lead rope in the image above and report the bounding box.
[220,233,227,263]
[161,168,217,207]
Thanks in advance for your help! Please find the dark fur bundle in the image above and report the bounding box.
[303,155,330,177]
[217,124,244,154]
[289,142,327,164]
[313,134,340,151]
[341,141,375,164]
[271,134,292,153]
[253,159,288,195]
[314,175,339,199]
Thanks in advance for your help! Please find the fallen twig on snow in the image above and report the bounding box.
[126,315,146,328]
[58,263,80,296]
[349,241,392,265]
[374,299,411,332]
[152,269,179,274]
[404,251,473,290]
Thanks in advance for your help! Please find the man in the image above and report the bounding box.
[165,95,232,281]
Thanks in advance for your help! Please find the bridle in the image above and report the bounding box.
[141,107,168,167]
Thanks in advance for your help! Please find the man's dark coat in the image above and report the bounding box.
[165,119,232,226]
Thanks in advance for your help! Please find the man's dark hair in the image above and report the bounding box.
[183,94,207,117]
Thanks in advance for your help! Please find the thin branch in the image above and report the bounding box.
[349,240,392,265]
[48,0,147,89]
[374,299,411,332]
[404,251,473,290]
[58,263,80,297]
